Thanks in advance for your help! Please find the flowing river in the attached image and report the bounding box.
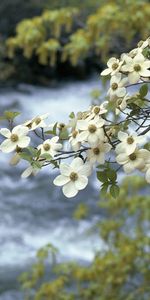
[0,76,107,299]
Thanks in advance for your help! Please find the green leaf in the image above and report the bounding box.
[100,182,109,197]
[32,161,42,169]
[27,146,39,157]
[97,171,108,183]
[110,184,120,198]
[19,152,32,162]
[40,153,52,160]
[69,112,75,119]
[139,84,148,98]
[4,111,20,120]
[107,169,117,182]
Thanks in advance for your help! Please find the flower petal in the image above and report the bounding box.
[18,136,30,148]
[0,128,11,138]
[60,163,71,176]
[13,125,29,136]
[0,139,16,153]
[53,175,70,186]
[75,175,88,190]
[62,181,78,198]
[71,157,83,171]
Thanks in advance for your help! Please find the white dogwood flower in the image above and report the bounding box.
[0,125,30,153]
[69,130,81,151]
[101,57,123,76]
[77,117,105,146]
[86,102,108,121]
[121,53,150,84]
[53,157,92,198]
[24,113,49,130]
[116,149,149,174]
[108,73,127,99]
[115,94,129,115]
[87,142,112,164]
[38,136,62,157]
[116,131,145,155]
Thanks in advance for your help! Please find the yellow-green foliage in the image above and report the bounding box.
[6,0,150,66]
[19,176,150,300]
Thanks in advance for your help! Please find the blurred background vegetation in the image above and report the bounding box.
[20,177,150,300]
[0,0,150,84]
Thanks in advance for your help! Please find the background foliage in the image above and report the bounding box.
[20,176,150,300]
[1,0,150,83]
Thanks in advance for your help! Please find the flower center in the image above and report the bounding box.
[134,64,141,72]
[93,147,100,155]
[112,63,118,70]
[111,83,118,90]
[10,134,19,143]
[93,106,100,114]
[43,143,51,151]
[129,153,137,161]
[34,117,41,125]
[88,124,97,133]
[59,123,65,130]
[70,172,78,182]
[127,137,134,144]
[72,130,78,139]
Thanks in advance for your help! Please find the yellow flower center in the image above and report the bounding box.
[88,124,97,133]
[127,137,134,144]
[111,83,118,90]
[93,147,100,155]
[70,172,78,182]
[93,106,100,114]
[34,117,41,125]
[43,143,51,151]
[129,153,137,161]
[10,134,19,143]
[112,63,118,70]
[72,130,78,139]
[134,64,141,72]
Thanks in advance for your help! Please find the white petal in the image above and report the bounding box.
[79,163,92,176]
[128,72,140,84]
[116,87,126,97]
[101,68,111,76]
[145,168,150,183]
[0,139,16,153]
[53,175,70,186]
[116,153,128,164]
[0,128,11,138]
[88,134,99,146]
[60,163,71,176]
[123,162,135,174]
[71,157,83,171]
[77,120,88,130]
[126,143,136,155]
[21,166,33,178]
[118,131,128,141]
[75,175,88,190]
[77,131,88,142]
[62,181,78,198]
[18,136,30,148]
[140,69,150,77]
[97,153,105,164]
[13,125,29,136]
[50,136,59,143]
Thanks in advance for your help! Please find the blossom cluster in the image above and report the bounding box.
[0,37,150,198]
